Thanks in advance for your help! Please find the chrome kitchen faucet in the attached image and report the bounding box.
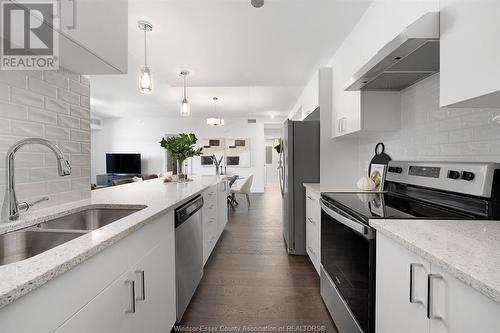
[1,138,71,222]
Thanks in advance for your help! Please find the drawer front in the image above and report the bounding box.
[305,189,321,274]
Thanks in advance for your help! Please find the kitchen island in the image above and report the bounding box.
[0,175,228,333]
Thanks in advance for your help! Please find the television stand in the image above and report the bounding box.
[96,174,142,186]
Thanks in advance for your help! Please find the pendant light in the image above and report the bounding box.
[180,71,190,117]
[207,97,225,127]
[138,21,153,94]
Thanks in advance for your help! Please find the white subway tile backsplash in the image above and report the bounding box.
[80,75,90,86]
[80,95,90,108]
[58,114,80,129]
[58,89,80,105]
[28,77,57,98]
[45,125,71,140]
[80,118,90,130]
[11,88,44,107]
[70,80,90,97]
[57,141,81,153]
[0,71,27,88]
[0,68,90,213]
[11,120,44,137]
[0,83,9,100]
[44,71,68,89]
[0,119,11,134]
[45,97,70,114]
[70,105,90,119]
[0,101,27,120]
[28,107,58,125]
[71,129,90,142]
[359,74,500,176]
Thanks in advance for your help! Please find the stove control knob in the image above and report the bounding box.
[447,170,461,179]
[461,171,475,181]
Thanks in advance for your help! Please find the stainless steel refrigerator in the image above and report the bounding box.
[280,118,320,255]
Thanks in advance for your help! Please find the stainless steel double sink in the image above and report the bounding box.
[0,206,145,266]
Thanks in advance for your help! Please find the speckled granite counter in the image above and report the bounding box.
[0,176,224,309]
[370,219,500,304]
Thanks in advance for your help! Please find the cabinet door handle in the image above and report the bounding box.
[427,274,443,320]
[337,119,342,133]
[135,270,146,301]
[409,263,423,304]
[125,280,136,313]
[307,195,315,201]
[307,217,316,225]
[307,246,315,257]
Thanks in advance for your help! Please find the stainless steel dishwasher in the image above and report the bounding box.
[175,195,204,322]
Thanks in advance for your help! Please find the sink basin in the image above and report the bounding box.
[0,229,83,266]
[0,206,145,266]
[34,207,143,231]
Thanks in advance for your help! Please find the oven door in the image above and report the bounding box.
[320,199,376,333]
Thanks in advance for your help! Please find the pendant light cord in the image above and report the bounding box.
[183,74,187,99]
[144,29,148,67]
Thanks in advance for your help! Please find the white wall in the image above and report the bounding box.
[91,117,266,192]
[0,68,91,213]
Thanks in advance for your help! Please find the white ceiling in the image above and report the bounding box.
[90,0,372,119]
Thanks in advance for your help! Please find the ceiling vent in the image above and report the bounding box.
[248,119,257,124]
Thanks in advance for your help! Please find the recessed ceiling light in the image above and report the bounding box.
[251,0,264,8]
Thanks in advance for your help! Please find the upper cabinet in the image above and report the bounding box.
[58,0,129,74]
[301,71,319,118]
[14,0,128,74]
[440,0,500,108]
[332,90,400,138]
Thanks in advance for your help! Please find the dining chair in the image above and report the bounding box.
[230,175,254,208]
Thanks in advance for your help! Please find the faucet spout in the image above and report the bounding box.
[1,138,72,222]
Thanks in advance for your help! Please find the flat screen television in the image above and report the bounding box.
[106,153,141,174]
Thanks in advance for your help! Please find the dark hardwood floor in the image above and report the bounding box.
[174,186,338,332]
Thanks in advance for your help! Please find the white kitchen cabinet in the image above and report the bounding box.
[53,270,134,333]
[131,231,176,333]
[305,189,321,274]
[217,180,229,237]
[202,180,228,265]
[332,90,400,138]
[16,0,128,74]
[0,211,176,333]
[429,265,500,333]
[302,71,320,118]
[376,233,500,333]
[440,0,500,108]
[376,233,430,333]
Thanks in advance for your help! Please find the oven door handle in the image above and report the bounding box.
[320,199,374,239]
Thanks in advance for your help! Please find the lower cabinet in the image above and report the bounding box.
[0,211,176,333]
[305,189,321,274]
[376,233,500,333]
[202,180,229,265]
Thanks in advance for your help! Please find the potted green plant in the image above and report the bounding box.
[159,133,203,182]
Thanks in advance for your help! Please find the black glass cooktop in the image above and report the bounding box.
[321,189,493,223]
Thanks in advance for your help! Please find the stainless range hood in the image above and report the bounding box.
[345,12,440,91]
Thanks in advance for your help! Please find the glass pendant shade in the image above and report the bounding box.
[180,98,190,117]
[206,118,225,127]
[207,96,224,127]
[140,66,153,94]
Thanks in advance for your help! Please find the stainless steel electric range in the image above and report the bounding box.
[319,161,500,333]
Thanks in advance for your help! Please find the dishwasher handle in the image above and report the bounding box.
[175,195,204,228]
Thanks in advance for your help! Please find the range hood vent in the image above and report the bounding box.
[345,12,440,91]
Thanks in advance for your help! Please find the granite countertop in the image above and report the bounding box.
[0,175,224,309]
[370,219,500,304]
